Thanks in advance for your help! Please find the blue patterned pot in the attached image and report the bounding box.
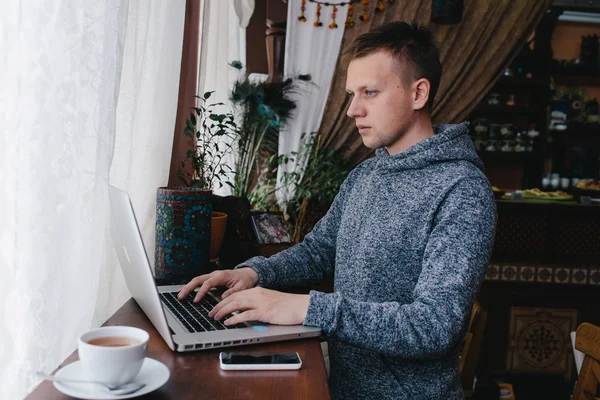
[155,187,212,284]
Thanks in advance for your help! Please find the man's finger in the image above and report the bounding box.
[194,278,219,302]
[221,281,245,299]
[224,310,257,326]
[212,297,250,321]
[178,275,208,300]
[208,294,235,318]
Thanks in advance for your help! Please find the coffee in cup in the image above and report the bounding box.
[86,336,142,347]
[78,326,149,386]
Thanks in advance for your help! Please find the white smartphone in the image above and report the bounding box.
[219,351,303,371]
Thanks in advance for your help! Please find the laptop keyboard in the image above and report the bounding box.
[160,292,246,333]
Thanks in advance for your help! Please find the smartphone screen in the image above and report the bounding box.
[220,352,301,365]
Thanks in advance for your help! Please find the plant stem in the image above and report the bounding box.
[247,122,269,195]
[293,134,320,242]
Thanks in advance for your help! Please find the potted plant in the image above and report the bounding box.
[251,133,352,242]
[179,91,237,191]
[155,92,239,283]
[228,61,308,199]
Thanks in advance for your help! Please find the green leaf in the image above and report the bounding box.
[204,91,213,99]
[190,114,197,125]
[209,114,226,123]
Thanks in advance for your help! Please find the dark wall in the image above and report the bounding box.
[246,0,288,75]
[246,0,268,74]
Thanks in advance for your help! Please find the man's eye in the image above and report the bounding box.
[366,90,376,97]
[347,92,355,98]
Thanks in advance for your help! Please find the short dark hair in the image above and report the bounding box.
[342,22,442,109]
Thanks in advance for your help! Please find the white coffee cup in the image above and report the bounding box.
[78,326,149,386]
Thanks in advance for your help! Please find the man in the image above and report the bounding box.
[179,22,497,399]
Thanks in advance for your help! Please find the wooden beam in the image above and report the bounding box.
[168,0,202,187]
[266,0,288,83]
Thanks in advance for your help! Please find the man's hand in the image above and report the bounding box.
[208,287,310,326]
[177,268,259,302]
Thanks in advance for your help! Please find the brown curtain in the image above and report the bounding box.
[168,0,203,187]
[319,0,551,164]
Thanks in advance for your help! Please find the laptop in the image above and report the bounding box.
[108,185,322,352]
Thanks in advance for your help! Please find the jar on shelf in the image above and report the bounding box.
[514,131,527,152]
[473,119,489,135]
[542,174,551,189]
[550,173,560,189]
[501,140,515,152]
[527,138,535,152]
[500,123,515,138]
[489,124,501,140]
[487,93,501,106]
[506,94,516,107]
[472,120,489,151]
[527,124,540,139]
[485,140,498,152]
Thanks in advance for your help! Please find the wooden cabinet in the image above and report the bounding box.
[477,200,600,387]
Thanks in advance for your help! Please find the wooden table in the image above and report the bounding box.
[27,299,330,400]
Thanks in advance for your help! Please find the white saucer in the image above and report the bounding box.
[53,357,170,399]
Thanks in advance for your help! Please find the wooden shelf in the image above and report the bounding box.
[553,74,600,86]
[477,151,544,163]
[549,126,600,147]
[473,104,545,114]
[551,64,600,86]
[550,123,600,136]
[495,76,550,87]
[551,64,600,76]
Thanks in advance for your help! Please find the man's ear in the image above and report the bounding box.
[413,78,430,111]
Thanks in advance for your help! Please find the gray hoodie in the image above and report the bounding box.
[239,123,497,399]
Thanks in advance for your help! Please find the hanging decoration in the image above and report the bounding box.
[298,0,394,28]
[298,0,307,22]
[314,3,323,27]
[345,3,355,27]
[359,0,369,22]
[329,6,338,28]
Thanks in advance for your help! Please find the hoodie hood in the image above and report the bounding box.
[374,123,484,173]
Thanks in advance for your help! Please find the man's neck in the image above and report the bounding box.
[386,114,435,155]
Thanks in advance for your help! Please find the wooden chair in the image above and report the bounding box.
[572,322,600,400]
[460,300,488,396]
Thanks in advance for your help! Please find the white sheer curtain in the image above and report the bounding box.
[198,0,253,195]
[0,1,185,398]
[276,0,348,204]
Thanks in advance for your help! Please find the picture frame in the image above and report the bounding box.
[250,211,292,244]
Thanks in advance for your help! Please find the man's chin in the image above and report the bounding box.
[360,137,379,149]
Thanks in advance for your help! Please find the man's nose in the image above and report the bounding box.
[347,97,365,119]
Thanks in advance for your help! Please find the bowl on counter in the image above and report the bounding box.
[492,187,505,200]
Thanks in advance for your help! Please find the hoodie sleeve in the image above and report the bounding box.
[303,177,497,358]
[234,167,360,289]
